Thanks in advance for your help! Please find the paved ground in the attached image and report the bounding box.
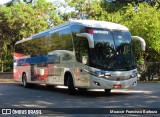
[0,81,159,116]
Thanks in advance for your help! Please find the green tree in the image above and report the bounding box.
[120,3,160,62]
[65,0,107,20]
[65,0,125,21]
[0,0,62,71]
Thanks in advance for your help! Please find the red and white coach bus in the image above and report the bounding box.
[14,20,146,95]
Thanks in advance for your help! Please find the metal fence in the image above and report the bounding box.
[137,62,160,81]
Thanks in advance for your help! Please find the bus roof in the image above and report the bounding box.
[71,20,129,31]
[15,20,129,44]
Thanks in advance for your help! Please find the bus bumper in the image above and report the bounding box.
[90,76,137,89]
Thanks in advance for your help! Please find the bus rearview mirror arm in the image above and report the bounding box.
[131,36,146,51]
[76,33,94,48]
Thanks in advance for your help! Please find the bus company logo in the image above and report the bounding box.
[2,109,11,114]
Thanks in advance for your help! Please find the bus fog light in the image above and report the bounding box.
[94,81,100,86]
[132,81,137,86]
[130,71,138,78]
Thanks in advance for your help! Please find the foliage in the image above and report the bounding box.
[64,0,107,20]
[120,3,160,62]
[0,0,62,71]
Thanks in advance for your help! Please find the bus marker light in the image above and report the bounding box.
[87,29,93,34]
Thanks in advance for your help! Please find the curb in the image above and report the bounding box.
[0,78,14,83]
[138,81,160,83]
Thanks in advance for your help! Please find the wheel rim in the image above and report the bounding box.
[23,79,26,86]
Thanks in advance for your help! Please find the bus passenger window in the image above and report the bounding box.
[74,37,89,65]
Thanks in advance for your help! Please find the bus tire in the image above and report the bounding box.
[67,74,75,95]
[104,89,111,95]
[22,73,29,88]
[46,85,54,89]
[78,88,87,91]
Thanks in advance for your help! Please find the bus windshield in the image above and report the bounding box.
[90,29,136,71]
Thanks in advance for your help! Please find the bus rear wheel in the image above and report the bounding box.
[22,73,29,88]
[46,85,55,89]
[67,74,75,95]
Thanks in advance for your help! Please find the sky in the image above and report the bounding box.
[0,0,58,5]
[0,0,12,4]
[0,0,72,13]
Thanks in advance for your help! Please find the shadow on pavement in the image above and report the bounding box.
[15,83,131,98]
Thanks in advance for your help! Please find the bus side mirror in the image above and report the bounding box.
[132,36,146,51]
[76,33,94,48]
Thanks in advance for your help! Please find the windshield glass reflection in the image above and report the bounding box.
[90,29,136,71]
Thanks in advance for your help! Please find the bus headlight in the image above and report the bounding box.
[130,71,138,78]
[95,70,111,78]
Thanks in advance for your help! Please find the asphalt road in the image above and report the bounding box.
[0,82,160,117]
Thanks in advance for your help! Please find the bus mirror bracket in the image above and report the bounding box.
[76,33,94,48]
[132,36,146,51]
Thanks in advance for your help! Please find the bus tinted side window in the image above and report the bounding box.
[49,32,59,52]
[71,25,89,64]
[59,28,73,51]
[26,36,47,56]
[15,36,47,56]
[49,28,73,52]
[74,37,89,64]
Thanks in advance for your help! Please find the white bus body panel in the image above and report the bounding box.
[14,20,139,90]
[88,69,137,89]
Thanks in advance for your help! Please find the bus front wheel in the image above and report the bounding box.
[67,75,75,95]
[104,89,111,95]
[22,73,29,88]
